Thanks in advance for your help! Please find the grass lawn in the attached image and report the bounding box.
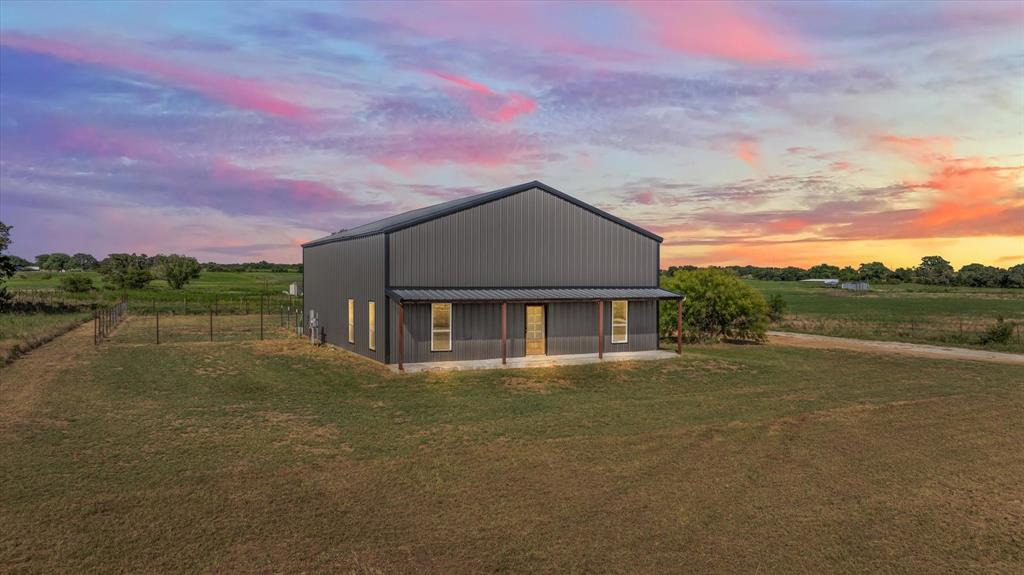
[0,310,93,363]
[2,322,1022,573]
[746,280,1024,352]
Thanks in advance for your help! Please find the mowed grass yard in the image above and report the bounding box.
[2,320,1023,573]
[747,280,1024,352]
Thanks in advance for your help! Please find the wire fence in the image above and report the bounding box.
[776,314,1024,351]
[94,299,128,344]
[11,288,300,314]
[98,300,304,345]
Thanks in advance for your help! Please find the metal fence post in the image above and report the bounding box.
[209,307,213,342]
[260,296,264,340]
[94,310,98,345]
[156,310,160,344]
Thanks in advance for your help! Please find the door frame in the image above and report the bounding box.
[524,303,547,356]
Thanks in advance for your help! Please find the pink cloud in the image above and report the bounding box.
[627,190,659,205]
[735,138,760,166]
[623,1,811,66]
[875,134,957,163]
[429,71,537,123]
[0,32,310,119]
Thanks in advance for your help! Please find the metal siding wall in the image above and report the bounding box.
[547,302,599,355]
[389,300,656,364]
[392,303,525,364]
[303,234,386,362]
[602,299,658,353]
[389,187,658,287]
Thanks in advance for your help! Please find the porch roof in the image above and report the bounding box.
[386,287,683,303]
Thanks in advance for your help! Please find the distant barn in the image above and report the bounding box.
[801,278,839,286]
[841,281,871,291]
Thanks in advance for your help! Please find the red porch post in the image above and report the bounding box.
[398,302,405,371]
[501,302,507,364]
[597,300,604,359]
[676,298,683,354]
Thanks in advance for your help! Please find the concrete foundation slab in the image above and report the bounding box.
[391,350,678,373]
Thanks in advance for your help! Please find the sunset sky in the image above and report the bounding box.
[1,1,1021,268]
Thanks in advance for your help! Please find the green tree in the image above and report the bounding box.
[59,274,94,293]
[99,253,153,290]
[1006,263,1024,288]
[915,256,955,285]
[838,266,859,281]
[807,263,840,278]
[153,254,201,290]
[767,293,787,322]
[893,267,914,283]
[0,222,16,308]
[659,268,769,342]
[70,253,99,270]
[9,255,30,268]
[857,261,893,282]
[956,263,1005,288]
[40,252,72,271]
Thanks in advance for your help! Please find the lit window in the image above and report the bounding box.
[431,303,452,351]
[347,299,355,343]
[368,301,376,351]
[611,300,628,344]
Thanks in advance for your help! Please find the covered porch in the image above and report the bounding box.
[386,287,684,371]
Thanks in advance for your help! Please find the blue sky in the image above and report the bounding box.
[1,1,1021,266]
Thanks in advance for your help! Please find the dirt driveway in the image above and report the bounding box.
[768,331,1024,366]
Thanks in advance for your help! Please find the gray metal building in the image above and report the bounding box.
[302,181,682,368]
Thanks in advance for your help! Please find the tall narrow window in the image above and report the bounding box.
[347,298,355,343]
[368,301,376,351]
[611,300,628,344]
[431,303,452,352]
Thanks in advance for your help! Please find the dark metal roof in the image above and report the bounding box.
[302,181,663,247]
[386,287,683,302]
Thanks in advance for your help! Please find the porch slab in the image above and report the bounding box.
[391,349,679,373]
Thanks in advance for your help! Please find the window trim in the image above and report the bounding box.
[368,300,376,351]
[430,302,453,352]
[347,298,355,344]
[611,300,628,344]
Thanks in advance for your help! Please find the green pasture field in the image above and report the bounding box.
[0,310,93,363]
[1,323,1022,573]
[746,280,1024,352]
[7,270,303,312]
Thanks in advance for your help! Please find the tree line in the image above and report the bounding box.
[18,253,300,274]
[664,256,1024,288]
[9,251,301,293]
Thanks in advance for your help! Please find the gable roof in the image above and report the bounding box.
[302,181,662,247]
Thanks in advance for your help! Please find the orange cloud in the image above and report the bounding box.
[624,1,810,66]
[876,134,1023,235]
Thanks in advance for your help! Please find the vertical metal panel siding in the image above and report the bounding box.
[392,302,525,364]
[547,302,599,355]
[389,187,658,287]
[602,300,658,352]
[303,234,386,362]
[390,300,655,364]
